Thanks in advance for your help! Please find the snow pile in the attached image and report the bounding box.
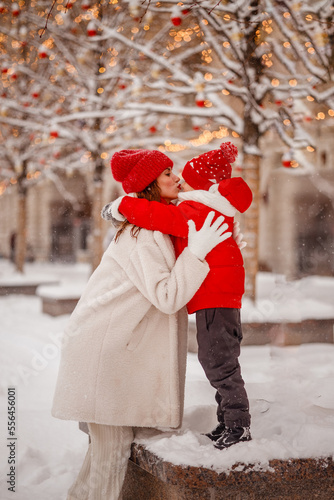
[0,262,333,499]
[136,345,334,472]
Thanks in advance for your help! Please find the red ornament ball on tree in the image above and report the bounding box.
[87,22,97,37]
[11,3,20,16]
[171,16,182,26]
[171,6,182,26]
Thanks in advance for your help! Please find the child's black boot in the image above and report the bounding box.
[204,422,225,442]
[214,426,251,449]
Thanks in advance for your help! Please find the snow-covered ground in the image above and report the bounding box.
[0,261,334,499]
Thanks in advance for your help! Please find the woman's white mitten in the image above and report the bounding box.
[188,211,232,261]
[233,221,247,249]
[101,197,126,222]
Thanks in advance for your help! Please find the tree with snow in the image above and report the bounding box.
[106,0,333,298]
[0,4,55,271]
[1,0,333,292]
[1,0,187,269]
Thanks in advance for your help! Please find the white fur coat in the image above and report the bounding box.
[52,227,209,428]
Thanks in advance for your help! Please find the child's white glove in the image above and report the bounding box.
[188,211,232,261]
[233,221,247,250]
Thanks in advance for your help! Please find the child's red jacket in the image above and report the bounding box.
[116,177,252,313]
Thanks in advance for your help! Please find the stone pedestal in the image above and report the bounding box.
[40,296,79,316]
[242,319,334,346]
[0,281,59,296]
[122,444,334,500]
[37,285,81,316]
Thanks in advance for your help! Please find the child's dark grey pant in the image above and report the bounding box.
[196,307,251,429]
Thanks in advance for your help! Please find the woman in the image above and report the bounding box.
[52,148,231,500]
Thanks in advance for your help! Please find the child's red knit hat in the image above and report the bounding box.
[111,149,173,193]
[182,142,238,190]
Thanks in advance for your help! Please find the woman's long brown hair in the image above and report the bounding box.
[114,179,162,242]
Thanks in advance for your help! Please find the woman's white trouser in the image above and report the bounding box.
[67,423,134,500]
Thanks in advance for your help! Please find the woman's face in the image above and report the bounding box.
[156,167,181,203]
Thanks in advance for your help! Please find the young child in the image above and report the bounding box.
[104,142,252,449]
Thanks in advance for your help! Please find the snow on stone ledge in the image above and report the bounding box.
[36,284,84,300]
[134,346,334,474]
[0,273,59,287]
[189,273,334,325]
[241,273,334,323]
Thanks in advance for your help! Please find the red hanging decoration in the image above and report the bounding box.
[81,0,90,10]
[171,6,182,26]
[195,92,205,107]
[87,21,97,37]
[149,126,157,134]
[281,151,292,168]
[38,47,48,59]
[171,16,182,26]
[11,3,20,17]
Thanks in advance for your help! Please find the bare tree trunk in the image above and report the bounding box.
[242,153,260,301]
[91,180,104,272]
[15,161,28,273]
[15,194,27,273]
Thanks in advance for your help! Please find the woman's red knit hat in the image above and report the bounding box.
[182,142,238,190]
[111,149,173,193]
